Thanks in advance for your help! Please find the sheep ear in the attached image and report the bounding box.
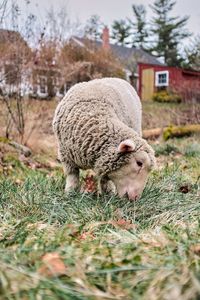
[117,139,135,153]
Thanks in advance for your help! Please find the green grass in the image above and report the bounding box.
[0,137,200,299]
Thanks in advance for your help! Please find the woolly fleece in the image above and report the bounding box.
[53,78,155,177]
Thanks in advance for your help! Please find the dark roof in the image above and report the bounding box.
[71,36,163,70]
[182,69,200,77]
[110,43,163,66]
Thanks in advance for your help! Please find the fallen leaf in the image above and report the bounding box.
[66,223,80,237]
[79,231,95,240]
[82,175,97,193]
[179,184,191,194]
[86,219,137,232]
[27,222,48,231]
[38,252,67,277]
[114,219,137,230]
[190,244,200,256]
[15,178,23,185]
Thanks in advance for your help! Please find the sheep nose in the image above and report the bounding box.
[123,192,139,201]
[128,193,139,201]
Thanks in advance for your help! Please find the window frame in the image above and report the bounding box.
[39,75,47,94]
[155,70,169,87]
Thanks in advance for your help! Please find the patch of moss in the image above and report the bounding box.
[163,125,200,140]
[0,136,9,143]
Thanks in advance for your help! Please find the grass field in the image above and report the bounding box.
[0,135,200,299]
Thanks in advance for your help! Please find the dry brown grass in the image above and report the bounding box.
[0,98,57,157]
[1,98,200,159]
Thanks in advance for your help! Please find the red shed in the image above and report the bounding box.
[138,63,200,102]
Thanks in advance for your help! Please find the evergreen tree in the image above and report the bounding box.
[129,4,148,49]
[183,35,200,71]
[84,15,104,41]
[150,0,190,66]
[111,20,131,46]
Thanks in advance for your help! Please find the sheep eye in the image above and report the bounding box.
[136,161,143,167]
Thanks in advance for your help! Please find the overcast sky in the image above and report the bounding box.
[18,0,199,38]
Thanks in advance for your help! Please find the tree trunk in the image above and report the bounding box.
[143,124,200,140]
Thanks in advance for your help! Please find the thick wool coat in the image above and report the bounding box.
[53,78,155,176]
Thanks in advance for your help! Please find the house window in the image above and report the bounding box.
[155,71,169,87]
[39,76,47,94]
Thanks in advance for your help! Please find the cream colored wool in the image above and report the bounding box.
[53,78,155,178]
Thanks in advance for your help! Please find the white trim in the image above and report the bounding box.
[71,37,85,48]
[37,91,48,98]
[155,70,169,87]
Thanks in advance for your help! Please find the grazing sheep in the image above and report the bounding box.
[53,78,156,200]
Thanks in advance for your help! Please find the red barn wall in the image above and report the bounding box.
[138,63,200,102]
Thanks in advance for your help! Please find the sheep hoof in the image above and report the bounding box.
[64,186,79,196]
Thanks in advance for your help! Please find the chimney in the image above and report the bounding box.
[102,26,110,50]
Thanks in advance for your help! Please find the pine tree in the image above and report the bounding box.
[129,4,148,49]
[184,35,200,71]
[150,0,190,66]
[84,15,104,41]
[111,20,131,46]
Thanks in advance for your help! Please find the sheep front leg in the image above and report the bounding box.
[58,146,80,193]
[62,161,80,193]
[65,172,79,193]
